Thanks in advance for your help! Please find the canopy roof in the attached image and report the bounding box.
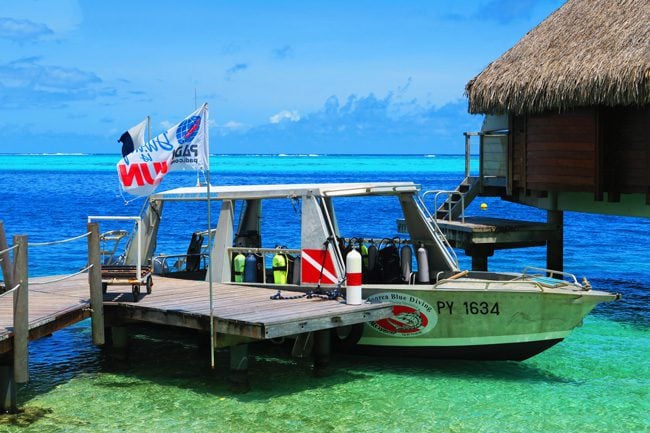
[466,0,650,115]
[150,182,420,201]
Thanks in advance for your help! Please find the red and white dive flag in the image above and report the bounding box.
[117,103,209,197]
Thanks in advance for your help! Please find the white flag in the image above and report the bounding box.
[118,118,148,157]
[117,103,209,197]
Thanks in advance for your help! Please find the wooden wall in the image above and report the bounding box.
[509,106,650,202]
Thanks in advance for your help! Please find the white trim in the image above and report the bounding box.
[359,330,571,347]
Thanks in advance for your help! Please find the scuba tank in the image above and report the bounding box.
[400,244,413,283]
[416,244,429,283]
[244,253,258,282]
[233,253,246,282]
[292,255,301,285]
[359,242,369,271]
[272,249,288,284]
[366,240,378,283]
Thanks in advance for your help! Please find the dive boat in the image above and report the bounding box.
[113,182,618,361]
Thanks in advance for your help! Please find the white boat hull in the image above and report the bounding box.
[335,283,617,360]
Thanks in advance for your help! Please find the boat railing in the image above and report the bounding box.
[520,266,582,287]
[152,253,209,275]
[422,190,466,223]
[414,194,459,267]
[434,268,589,292]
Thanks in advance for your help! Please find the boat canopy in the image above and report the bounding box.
[149,182,421,202]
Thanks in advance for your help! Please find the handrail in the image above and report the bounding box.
[422,190,466,223]
[521,266,580,286]
[28,232,91,247]
[414,194,459,267]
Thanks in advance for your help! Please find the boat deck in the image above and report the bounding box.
[0,273,393,354]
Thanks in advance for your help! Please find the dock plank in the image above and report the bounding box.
[2,273,393,352]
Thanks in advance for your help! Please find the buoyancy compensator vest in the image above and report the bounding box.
[376,238,402,283]
[233,253,246,282]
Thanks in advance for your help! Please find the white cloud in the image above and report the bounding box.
[269,110,300,124]
[0,17,53,42]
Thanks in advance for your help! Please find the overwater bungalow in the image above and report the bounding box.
[451,0,649,271]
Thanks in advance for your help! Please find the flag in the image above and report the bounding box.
[118,118,147,157]
[117,103,209,197]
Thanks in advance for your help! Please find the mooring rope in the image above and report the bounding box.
[28,232,91,247]
[29,264,93,286]
[0,284,21,299]
[0,244,18,255]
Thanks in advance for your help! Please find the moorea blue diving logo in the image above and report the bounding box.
[176,115,201,144]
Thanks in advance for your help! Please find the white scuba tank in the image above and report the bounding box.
[400,244,413,282]
[416,244,429,283]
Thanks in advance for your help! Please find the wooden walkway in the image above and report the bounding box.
[1,273,393,353]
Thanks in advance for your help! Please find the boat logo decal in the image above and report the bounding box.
[366,292,437,337]
[176,115,201,144]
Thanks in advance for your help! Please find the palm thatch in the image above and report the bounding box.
[466,0,650,115]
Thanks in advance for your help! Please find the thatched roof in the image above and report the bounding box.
[466,0,650,115]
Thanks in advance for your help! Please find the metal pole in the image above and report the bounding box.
[204,103,215,369]
[13,235,28,384]
[87,223,105,345]
[464,133,471,178]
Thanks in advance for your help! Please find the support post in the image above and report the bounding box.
[465,245,494,272]
[87,223,105,346]
[0,221,14,290]
[546,210,564,272]
[313,329,331,377]
[228,344,250,393]
[109,326,129,362]
[13,235,29,384]
[0,360,17,413]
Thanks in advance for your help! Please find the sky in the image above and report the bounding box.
[0,0,565,154]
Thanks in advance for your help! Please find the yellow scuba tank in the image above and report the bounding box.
[233,253,246,282]
[360,242,369,270]
[272,249,288,284]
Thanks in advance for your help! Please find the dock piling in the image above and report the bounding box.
[13,235,29,384]
[228,344,250,393]
[87,223,105,346]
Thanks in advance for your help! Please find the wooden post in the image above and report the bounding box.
[465,245,494,272]
[313,329,331,377]
[87,223,105,346]
[0,221,14,290]
[547,210,564,272]
[0,361,17,413]
[228,344,250,393]
[13,235,29,384]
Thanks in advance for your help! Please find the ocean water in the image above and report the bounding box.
[0,154,648,432]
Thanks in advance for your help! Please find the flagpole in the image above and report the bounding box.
[204,103,215,369]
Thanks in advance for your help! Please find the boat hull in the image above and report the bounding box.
[338,284,615,361]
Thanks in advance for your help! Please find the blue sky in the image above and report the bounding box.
[0,0,564,154]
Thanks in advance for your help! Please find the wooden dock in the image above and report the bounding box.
[2,274,391,352]
[0,221,394,412]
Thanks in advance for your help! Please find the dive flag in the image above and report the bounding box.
[118,118,147,157]
[116,103,209,197]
